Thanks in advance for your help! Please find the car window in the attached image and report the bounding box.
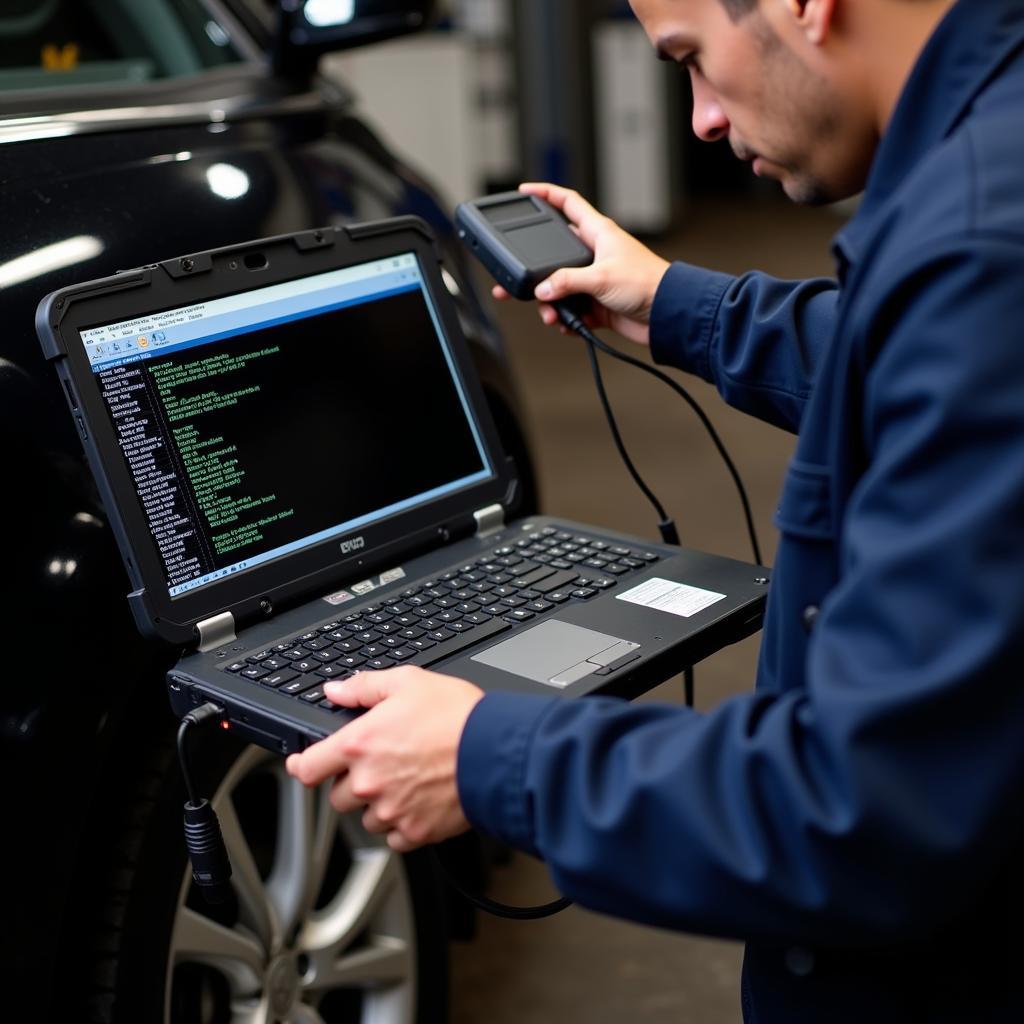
[0,0,245,93]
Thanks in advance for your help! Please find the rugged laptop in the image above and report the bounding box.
[36,219,768,755]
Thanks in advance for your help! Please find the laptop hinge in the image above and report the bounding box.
[474,503,505,537]
[196,611,236,653]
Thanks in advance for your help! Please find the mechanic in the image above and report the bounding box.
[287,0,1024,1019]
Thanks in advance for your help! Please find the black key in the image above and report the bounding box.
[414,617,512,668]
[504,609,536,623]
[419,618,443,631]
[408,638,436,651]
[496,555,522,567]
[263,670,299,689]
[481,604,505,616]
[604,563,630,576]
[282,647,307,662]
[539,526,557,536]
[318,621,341,632]
[447,621,473,633]
[291,659,320,673]
[414,604,440,619]
[547,590,572,603]
[555,531,573,542]
[304,637,333,651]
[326,630,348,642]
[428,629,454,643]
[298,632,319,642]
[384,596,405,606]
[362,644,388,658]
[486,572,513,585]
[362,604,381,614]
[272,643,294,653]
[439,571,460,581]
[344,621,371,633]
[564,553,586,564]
[400,627,426,640]
[435,596,458,609]
[453,589,476,602]
[436,610,462,623]
[241,666,269,681]
[494,546,515,555]
[367,657,397,670]
[461,571,485,583]
[571,588,597,600]
[549,558,572,569]
[620,557,644,570]
[332,638,362,654]
[375,622,399,634]
[225,661,247,673]
[508,562,540,577]
[464,612,492,625]
[590,540,609,551]
[583,559,610,571]
[470,581,493,593]
[532,569,579,594]
[527,599,554,613]
[387,601,411,615]
[389,647,414,661]
[402,586,423,597]
[355,630,381,644]
[492,585,518,598]
[637,551,659,562]
[406,595,430,607]
[589,577,616,590]
[246,649,275,664]
[501,596,526,608]
[312,650,337,663]
[516,565,557,588]
[316,664,347,679]
[342,612,364,623]
[394,615,420,628]
[366,612,393,625]
[299,687,326,703]
[380,636,404,648]
[338,654,367,670]
[518,589,541,601]
[281,678,318,695]
[610,546,632,557]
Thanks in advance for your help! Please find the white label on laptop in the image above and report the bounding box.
[616,577,726,618]
[323,567,407,605]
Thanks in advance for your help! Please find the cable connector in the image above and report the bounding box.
[177,702,233,904]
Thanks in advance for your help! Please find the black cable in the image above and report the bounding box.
[555,303,763,566]
[177,703,234,904]
[430,846,573,921]
[582,335,679,545]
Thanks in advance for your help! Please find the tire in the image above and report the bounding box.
[77,725,449,1024]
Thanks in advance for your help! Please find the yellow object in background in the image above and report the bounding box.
[41,43,80,72]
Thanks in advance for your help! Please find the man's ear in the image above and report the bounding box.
[781,0,837,46]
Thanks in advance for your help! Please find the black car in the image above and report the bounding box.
[0,3,535,1021]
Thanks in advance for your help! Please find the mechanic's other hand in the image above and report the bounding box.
[491,182,670,346]
[285,667,484,853]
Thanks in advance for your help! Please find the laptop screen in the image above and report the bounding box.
[78,254,493,599]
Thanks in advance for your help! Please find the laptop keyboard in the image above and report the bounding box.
[221,527,659,713]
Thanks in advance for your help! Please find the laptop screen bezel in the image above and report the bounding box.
[46,222,516,644]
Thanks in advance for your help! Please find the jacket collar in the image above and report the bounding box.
[834,0,1024,270]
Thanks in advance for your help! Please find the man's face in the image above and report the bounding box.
[630,0,874,204]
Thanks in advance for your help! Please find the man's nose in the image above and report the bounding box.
[691,76,730,142]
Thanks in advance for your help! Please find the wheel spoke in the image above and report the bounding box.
[216,793,282,953]
[304,937,411,994]
[171,907,264,997]
[289,1004,327,1024]
[267,771,334,940]
[230,996,272,1024]
[297,848,399,959]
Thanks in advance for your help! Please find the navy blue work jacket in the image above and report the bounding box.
[458,2,1024,1019]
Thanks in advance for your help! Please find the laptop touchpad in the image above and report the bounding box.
[471,619,639,688]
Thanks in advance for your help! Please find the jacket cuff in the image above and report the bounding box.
[456,690,560,854]
[649,261,735,380]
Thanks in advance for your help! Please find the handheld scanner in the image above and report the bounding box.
[455,192,594,301]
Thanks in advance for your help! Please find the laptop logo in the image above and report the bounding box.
[340,536,366,555]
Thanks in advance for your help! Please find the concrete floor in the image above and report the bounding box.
[449,194,842,1022]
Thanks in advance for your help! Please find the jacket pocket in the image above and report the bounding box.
[774,459,834,541]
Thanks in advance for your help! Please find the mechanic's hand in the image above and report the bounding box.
[492,182,670,346]
[285,667,484,853]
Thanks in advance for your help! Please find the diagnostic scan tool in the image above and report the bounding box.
[455,191,594,300]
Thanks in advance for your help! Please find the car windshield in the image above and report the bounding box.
[0,0,245,93]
